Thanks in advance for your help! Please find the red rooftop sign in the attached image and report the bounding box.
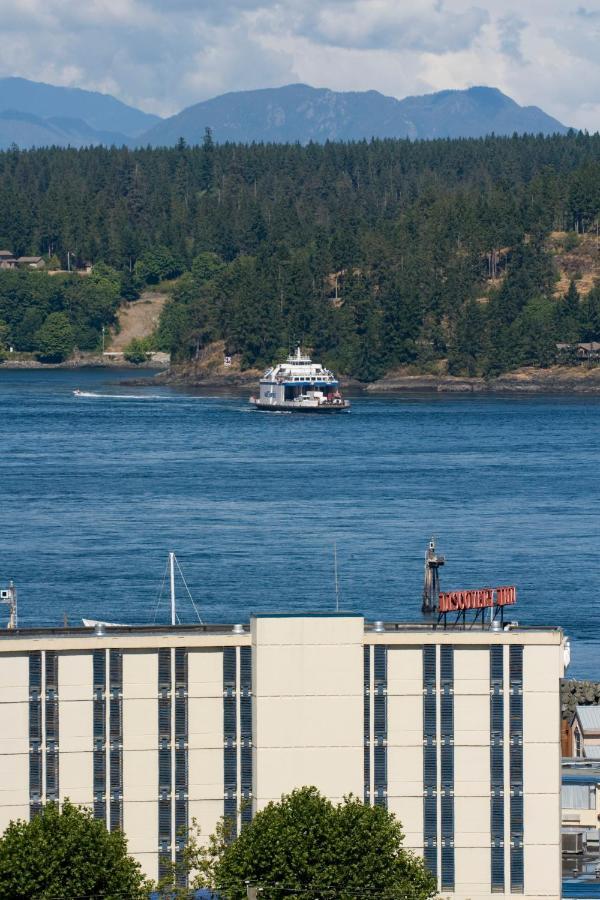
[438,585,517,613]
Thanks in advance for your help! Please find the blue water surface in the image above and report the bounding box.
[0,367,598,678]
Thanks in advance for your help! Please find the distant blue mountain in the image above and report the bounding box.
[141,83,569,146]
[0,76,160,138]
[0,109,133,150]
[0,78,569,150]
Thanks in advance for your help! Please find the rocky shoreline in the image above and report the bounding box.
[134,364,600,395]
[367,366,600,394]
[0,353,169,370]
[6,354,600,394]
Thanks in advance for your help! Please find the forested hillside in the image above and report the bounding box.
[0,132,599,377]
[0,266,123,361]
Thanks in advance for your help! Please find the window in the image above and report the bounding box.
[490,646,504,893]
[108,650,123,832]
[562,784,596,810]
[363,646,370,804]
[92,650,106,822]
[423,646,437,881]
[440,647,454,892]
[509,645,524,893]
[373,646,387,808]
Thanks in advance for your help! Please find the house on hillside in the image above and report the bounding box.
[0,250,16,269]
[555,341,600,363]
[16,255,45,270]
[566,705,600,759]
[576,342,600,361]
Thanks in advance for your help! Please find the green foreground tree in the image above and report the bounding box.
[168,786,436,900]
[124,336,151,364]
[34,311,74,361]
[0,800,149,900]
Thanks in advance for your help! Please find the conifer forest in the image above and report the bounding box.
[0,130,599,377]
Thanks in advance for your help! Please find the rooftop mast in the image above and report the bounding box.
[0,581,17,629]
[422,538,445,614]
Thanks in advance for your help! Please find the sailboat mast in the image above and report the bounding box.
[169,551,176,626]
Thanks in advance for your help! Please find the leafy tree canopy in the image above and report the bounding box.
[124,336,152,363]
[0,800,149,900]
[172,786,436,900]
[134,245,183,285]
[34,311,74,362]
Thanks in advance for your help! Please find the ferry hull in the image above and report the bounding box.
[250,399,350,413]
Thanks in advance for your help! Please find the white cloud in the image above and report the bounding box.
[0,0,597,130]
[297,2,490,53]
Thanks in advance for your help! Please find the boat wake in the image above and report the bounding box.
[72,391,165,400]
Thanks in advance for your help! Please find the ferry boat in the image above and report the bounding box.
[249,346,350,412]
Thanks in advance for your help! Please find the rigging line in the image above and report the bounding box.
[151,558,169,625]
[175,554,204,624]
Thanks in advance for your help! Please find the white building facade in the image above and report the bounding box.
[0,614,564,898]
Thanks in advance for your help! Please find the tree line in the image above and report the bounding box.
[0,131,599,375]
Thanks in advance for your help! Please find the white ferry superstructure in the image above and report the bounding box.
[249,346,350,412]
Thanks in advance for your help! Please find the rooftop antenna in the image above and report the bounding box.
[334,542,340,612]
[422,538,445,614]
[0,581,17,629]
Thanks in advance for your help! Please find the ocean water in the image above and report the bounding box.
[0,367,598,679]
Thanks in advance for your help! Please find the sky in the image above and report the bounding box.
[0,0,599,130]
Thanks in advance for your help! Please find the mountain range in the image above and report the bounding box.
[0,77,570,150]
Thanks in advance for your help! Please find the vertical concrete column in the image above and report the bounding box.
[122,651,158,879]
[58,652,93,807]
[251,614,364,808]
[0,654,29,828]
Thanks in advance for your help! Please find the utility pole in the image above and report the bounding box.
[102,325,105,353]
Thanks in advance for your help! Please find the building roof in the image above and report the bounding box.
[17,256,43,263]
[576,705,600,732]
[562,881,600,898]
[0,250,14,257]
[562,759,600,784]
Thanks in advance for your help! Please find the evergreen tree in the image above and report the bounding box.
[34,312,75,362]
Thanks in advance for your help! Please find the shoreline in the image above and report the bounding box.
[0,355,168,370]
[127,364,600,395]
[366,366,600,394]
[6,359,600,395]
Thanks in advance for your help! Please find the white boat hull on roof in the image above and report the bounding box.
[250,345,350,412]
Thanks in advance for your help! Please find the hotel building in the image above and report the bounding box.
[0,613,565,899]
